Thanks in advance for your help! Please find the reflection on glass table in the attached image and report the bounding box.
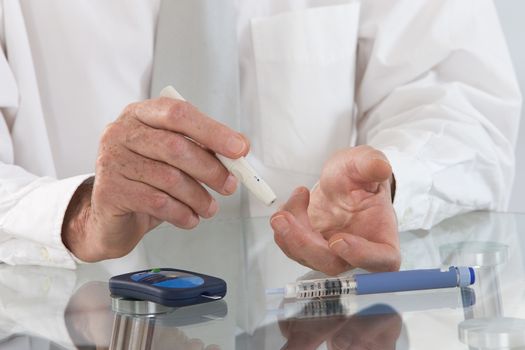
[239,211,525,349]
[446,239,525,349]
[237,285,475,349]
[65,282,226,349]
[278,302,402,350]
[0,211,524,349]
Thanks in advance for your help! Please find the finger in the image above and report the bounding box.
[328,233,401,272]
[120,121,238,195]
[283,335,327,350]
[280,187,311,225]
[347,312,402,343]
[330,312,401,349]
[279,318,347,349]
[117,148,218,218]
[103,175,200,229]
[128,98,250,158]
[270,212,350,276]
[204,345,221,350]
[187,339,205,350]
[349,146,392,184]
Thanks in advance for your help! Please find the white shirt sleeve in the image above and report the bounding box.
[356,0,522,231]
[0,159,90,268]
[0,2,88,268]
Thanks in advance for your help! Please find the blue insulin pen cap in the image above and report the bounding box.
[354,266,475,295]
[459,266,476,286]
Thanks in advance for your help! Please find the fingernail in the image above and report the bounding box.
[206,199,218,217]
[271,215,289,235]
[188,214,199,227]
[375,158,392,169]
[226,135,246,155]
[329,238,345,249]
[204,346,221,350]
[373,155,390,164]
[330,238,352,258]
[223,174,238,194]
[292,187,308,196]
[188,339,204,347]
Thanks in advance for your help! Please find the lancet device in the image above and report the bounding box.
[160,86,277,206]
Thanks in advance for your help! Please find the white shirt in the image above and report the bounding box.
[0,0,521,268]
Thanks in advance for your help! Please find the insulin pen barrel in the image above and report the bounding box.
[355,266,475,295]
[285,277,357,299]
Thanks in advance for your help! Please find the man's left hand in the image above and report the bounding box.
[270,146,400,275]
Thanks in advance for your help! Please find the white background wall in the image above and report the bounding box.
[495,0,525,213]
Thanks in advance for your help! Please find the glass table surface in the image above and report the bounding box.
[1,211,524,349]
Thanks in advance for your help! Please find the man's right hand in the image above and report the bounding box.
[62,98,249,262]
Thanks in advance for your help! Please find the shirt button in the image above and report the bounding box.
[41,247,50,261]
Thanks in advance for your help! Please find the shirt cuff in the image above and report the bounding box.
[380,149,433,232]
[0,174,93,268]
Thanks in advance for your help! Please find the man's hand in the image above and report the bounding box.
[270,146,400,275]
[278,302,402,350]
[62,98,249,262]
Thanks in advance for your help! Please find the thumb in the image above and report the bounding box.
[321,146,392,195]
[349,146,392,184]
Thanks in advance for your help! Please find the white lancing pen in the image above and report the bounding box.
[160,86,277,206]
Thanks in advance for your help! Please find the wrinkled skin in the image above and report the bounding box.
[271,146,400,275]
[62,97,249,262]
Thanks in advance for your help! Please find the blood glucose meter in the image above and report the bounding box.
[109,268,227,307]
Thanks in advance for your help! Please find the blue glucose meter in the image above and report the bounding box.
[109,268,227,307]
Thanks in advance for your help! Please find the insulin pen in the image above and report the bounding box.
[160,86,277,206]
[278,266,475,299]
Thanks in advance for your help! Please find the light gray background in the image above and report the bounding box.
[495,1,525,213]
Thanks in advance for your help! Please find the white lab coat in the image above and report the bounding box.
[0,0,521,268]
